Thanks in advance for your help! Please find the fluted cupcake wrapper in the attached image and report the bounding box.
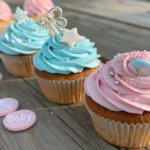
[33,71,85,104]
[0,53,34,77]
[84,99,150,148]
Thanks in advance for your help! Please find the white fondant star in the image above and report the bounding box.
[13,7,28,22]
[61,28,82,47]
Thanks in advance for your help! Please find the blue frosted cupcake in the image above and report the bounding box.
[0,7,49,77]
[33,7,102,104]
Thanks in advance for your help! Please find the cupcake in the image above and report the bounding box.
[24,0,54,19]
[33,6,102,104]
[84,50,150,148]
[0,0,12,35]
[0,7,49,77]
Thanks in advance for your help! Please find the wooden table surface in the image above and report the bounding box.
[1,0,150,150]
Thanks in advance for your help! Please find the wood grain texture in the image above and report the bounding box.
[52,106,119,150]
[0,80,57,109]
[61,0,150,29]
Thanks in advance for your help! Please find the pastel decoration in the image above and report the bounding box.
[84,50,150,114]
[61,28,82,47]
[130,58,150,76]
[0,98,19,117]
[13,7,28,22]
[3,110,36,131]
[36,6,67,36]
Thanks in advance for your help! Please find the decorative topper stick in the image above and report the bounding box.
[13,7,28,22]
[36,6,67,36]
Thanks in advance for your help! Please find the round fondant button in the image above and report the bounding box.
[3,110,36,131]
[0,98,19,116]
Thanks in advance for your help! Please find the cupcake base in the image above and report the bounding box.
[33,64,102,104]
[0,52,35,77]
[85,96,150,148]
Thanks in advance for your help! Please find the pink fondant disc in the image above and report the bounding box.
[0,98,19,116]
[3,110,36,131]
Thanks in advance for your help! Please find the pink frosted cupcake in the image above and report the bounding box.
[85,50,150,148]
[24,0,54,19]
[0,0,12,35]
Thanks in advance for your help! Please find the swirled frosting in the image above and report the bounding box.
[24,0,54,16]
[0,0,12,21]
[85,50,150,114]
[0,18,49,55]
[34,33,100,74]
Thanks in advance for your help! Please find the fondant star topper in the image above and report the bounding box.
[61,28,82,47]
[36,6,67,36]
[13,7,28,22]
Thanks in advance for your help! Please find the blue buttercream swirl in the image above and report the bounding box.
[0,18,49,55]
[33,33,101,74]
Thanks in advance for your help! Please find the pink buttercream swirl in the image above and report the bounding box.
[85,50,150,114]
[0,0,12,21]
[24,0,54,16]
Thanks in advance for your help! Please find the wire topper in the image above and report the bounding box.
[36,6,67,36]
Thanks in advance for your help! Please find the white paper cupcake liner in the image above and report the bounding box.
[0,53,34,77]
[84,99,150,148]
[33,71,85,104]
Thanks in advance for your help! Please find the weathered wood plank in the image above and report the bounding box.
[61,0,150,29]
[0,109,100,150]
[52,106,119,150]
[0,80,57,109]
[30,110,89,150]
[0,135,8,150]
[0,119,21,150]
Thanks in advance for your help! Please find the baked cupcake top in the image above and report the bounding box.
[24,0,54,17]
[33,6,100,74]
[0,0,12,22]
[85,50,150,114]
[0,7,49,55]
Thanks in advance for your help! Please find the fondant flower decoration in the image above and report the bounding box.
[13,7,28,22]
[36,6,67,36]
[61,28,82,47]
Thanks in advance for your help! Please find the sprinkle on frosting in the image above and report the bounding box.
[37,6,83,47]
[24,0,54,16]
[0,0,12,22]
[0,18,49,55]
[85,50,150,114]
[33,33,100,74]
[34,6,100,74]
[117,50,150,62]
[13,7,28,22]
